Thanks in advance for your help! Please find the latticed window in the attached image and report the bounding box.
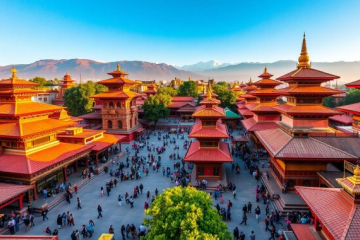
[108,120,113,129]
[118,120,122,129]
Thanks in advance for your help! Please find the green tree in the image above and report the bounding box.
[178,81,198,98]
[216,81,228,88]
[29,76,47,87]
[322,96,335,108]
[157,87,178,97]
[143,186,231,240]
[341,89,360,105]
[143,94,171,125]
[63,81,108,116]
[213,84,237,109]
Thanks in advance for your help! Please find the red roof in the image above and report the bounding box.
[296,187,360,240]
[0,183,33,206]
[329,114,353,125]
[277,68,340,81]
[274,86,342,95]
[238,109,254,117]
[244,103,259,111]
[240,94,256,99]
[183,141,232,163]
[171,96,195,102]
[255,128,358,160]
[192,105,225,118]
[290,224,319,240]
[241,118,279,132]
[337,102,360,115]
[188,121,229,138]
[201,92,218,98]
[90,134,124,152]
[167,102,192,109]
[0,102,64,117]
[78,111,102,120]
[0,143,93,175]
[90,91,139,100]
[272,104,341,115]
[346,79,360,88]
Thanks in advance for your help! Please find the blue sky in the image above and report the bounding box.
[1,0,360,66]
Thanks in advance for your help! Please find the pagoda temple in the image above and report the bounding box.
[254,35,359,189]
[241,67,282,135]
[294,162,360,240]
[90,64,143,142]
[142,82,157,97]
[184,82,232,182]
[0,67,94,201]
[52,72,75,106]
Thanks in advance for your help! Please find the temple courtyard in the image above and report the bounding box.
[15,129,283,239]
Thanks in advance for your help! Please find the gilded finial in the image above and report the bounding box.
[298,33,310,68]
[354,165,360,177]
[117,64,120,71]
[10,66,17,79]
[264,66,268,73]
[249,77,253,84]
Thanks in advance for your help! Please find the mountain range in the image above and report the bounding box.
[1,59,360,84]
[0,59,203,82]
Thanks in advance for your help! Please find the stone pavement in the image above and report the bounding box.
[15,130,283,239]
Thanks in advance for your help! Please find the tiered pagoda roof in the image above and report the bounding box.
[184,82,232,164]
[346,79,360,88]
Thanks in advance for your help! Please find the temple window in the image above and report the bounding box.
[197,167,204,176]
[107,120,113,129]
[109,102,114,108]
[213,167,220,176]
[118,120,122,129]
[116,102,121,108]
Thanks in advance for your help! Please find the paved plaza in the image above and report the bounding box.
[16,130,282,239]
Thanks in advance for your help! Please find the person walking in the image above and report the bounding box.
[242,204,248,214]
[239,213,247,225]
[129,196,134,208]
[233,226,240,240]
[41,208,49,221]
[77,197,81,209]
[69,214,75,226]
[97,205,103,219]
[265,216,270,231]
[139,183,144,194]
[8,218,15,234]
[155,188,158,197]
[239,231,245,240]
[121,225,126,240]
[56,215,62,229]
[255,206,261,223]
[248,202,252,213]
[146,191,150,202]
[29,213,35,227]
[269,226,276,240]
[100,187,104,197]
[118,194,123,206]
[23,215,30,232]
[249,231,256,240]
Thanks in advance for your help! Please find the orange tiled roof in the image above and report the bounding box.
[167,102,192,109]
[275,86,342,95]
[201,92,218,98]
[244,103,259,111]
[272,104,341,115]
[250,89,281,96]
[200,97,221,105]
[240,94,256,99]
[192,105,225,118]
[238,108,254,117]
[177,104,196,112]
[57,129,105,139]
[252,102,279,112]
[97,77,138,85]
[0,143,93,175]
[0,102,64,116]
[295,187,360,240]
[188,121,229,138]
[337,102,360,115]
[183,141,232,163]
[0,78,39,87]
[0,183,33,206]
[90,134,125,152]
[277,68,340,81]
[90,91,139,99]
[0,119,74,138]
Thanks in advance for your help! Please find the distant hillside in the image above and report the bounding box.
[0,59,204,82]
[201,60,360,83]
[178,60,231,71]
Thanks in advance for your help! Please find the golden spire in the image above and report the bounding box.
[298,33,311,68]
[249,77,253,84]
[336,165,360,196]
[10,66,17,80]
[117,64,120,71]
[264,66,268,73]
[207,80,213,99]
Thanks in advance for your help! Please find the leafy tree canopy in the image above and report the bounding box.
[157,87,178,97]
[178,81,198,98]
[143,186,231,240]
[213,84,237,109]
[143,94,171,125]
[29,76,59,88]
[323,89,360,108]
[63,81,108,116]
[216,81,228,88]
